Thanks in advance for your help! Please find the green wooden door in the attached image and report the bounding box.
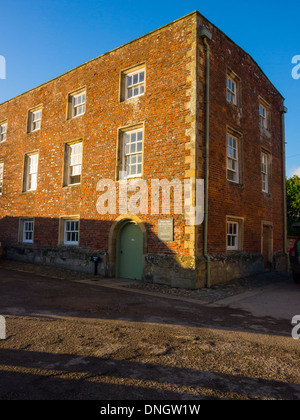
[119,222,143,280]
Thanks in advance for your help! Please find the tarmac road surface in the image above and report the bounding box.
[0,265,299,400]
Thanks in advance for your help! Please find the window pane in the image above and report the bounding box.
[127,76,132,87]
[72,92,85,117]
[125,69,145,99]
[122,129,143,178]
[133,74,139,84]
[131,132,136,143]
[65,220,79,244]
[29,154,38,174]
[23,220,34,242]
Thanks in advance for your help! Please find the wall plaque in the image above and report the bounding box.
[158,219,174,241]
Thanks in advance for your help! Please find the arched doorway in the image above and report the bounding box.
[117,221,143,280]
[108,215,146,280]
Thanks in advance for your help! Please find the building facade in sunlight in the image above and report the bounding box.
[0,11,288,288]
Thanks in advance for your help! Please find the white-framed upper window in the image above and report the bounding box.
[0,122,7,142]
[227,221,239,251]
[23,153,39,192]
[259,104,267,129]
[226,76,237,105]
[70,91,86,118]
[28,109,42,132]
[0,161,3,195]
[64,219,79,245]
[23,220,34,243]
[125,69,145,100]
[262,152,269,193]
[65,141,83,186]
[121,128,143,178]
[227,134,239,183]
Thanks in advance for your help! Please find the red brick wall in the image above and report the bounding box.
[0,15,195,256]
[198,14,285,255]
[0,11,285,263]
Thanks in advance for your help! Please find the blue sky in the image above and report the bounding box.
[0,0,299,177]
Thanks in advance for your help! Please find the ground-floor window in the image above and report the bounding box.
[226,216,244,251]
[59,217,80,246]
[19,218,34,244]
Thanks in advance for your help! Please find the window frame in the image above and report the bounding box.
[227,221,239,251]
[226,216,244,252]
[120,64,146,102]
[0,160,3,195]
[227,133,239,184]
[67,88,86,120]
[259,104,267,129]
[117,124,144,180]
[59,216,80,246]
[226,76,237,105]
[23,220,34,243]
[261,152,269,193]
[226,70,240,107]
[0,121,7,142]
[125,69,145,100]
[23,152,39,192]
[64,219,79,245]
[19,218,35,244]
[71,91,86,118]
[28,107,42,133]
[63,140,83,187]
[259,98,270,131]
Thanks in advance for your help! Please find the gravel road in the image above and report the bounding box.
[0,262,299,400]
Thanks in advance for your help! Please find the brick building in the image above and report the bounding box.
[0,11,288,288]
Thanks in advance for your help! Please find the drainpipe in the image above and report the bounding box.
[200,26,212,288]
[280,104,288,269]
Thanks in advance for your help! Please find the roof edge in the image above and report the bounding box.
[0,10,284,106]
[0,11,198,107]
[195,11,285,100]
